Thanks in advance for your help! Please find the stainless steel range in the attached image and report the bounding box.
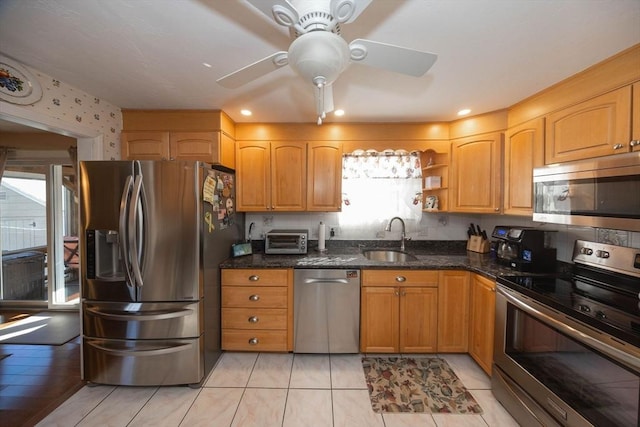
[493,240,640,427]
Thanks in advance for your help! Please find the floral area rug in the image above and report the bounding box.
[362,356,483,414]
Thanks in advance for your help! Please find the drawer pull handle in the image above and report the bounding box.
[613,143,624,150]
[248,338,259,345]
[248,316,259,323]
[249,294,260,301]
[249,275,260,281]
[395,276,406,282]
[630,140,640,147]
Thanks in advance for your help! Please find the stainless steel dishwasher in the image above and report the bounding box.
[294,269,360,353]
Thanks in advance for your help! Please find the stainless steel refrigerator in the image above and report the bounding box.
[79,160,243,386]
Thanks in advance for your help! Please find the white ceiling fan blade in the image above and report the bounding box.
[349,38,437,77]
[331,0,372,23]
[246,0,298,26]
[217,51,289,89]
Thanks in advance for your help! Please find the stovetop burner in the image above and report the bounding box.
[497,240,640,348]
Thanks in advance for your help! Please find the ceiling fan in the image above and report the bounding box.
[217,0,438,124]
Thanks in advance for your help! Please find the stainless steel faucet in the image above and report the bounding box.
[385,217,406,251]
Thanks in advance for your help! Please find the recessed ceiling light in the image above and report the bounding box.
[240,109,252,116]
[202,62,212,68]
[334,109,345,116]
[457,108,471,116]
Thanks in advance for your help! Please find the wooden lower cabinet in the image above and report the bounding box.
[360,269,438,353]
[437,270,470,352]
[469,273,496,375]
[221,268,293,352]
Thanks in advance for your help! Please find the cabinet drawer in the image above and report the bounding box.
[222,329,288,351]
[222,286,287,308]
[222,269,289,286]
[362,270,438,287]
[222,308,287,330]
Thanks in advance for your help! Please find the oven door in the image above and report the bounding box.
[493,285,640,427]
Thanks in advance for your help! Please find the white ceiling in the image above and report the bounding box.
[0,0,639,125]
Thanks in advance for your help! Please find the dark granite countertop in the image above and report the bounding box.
[220,240,536,280]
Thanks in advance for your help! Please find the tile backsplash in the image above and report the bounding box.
[244,212,639,263]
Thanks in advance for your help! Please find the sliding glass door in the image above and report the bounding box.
[0,158,79,308]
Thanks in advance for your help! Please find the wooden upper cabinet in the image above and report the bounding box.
[632,82,640,152]
[122,130,235,168]
[236,141,271,211]
[271,142,307,211]
[307,141,343,211]
[450,132,503,214]
[169,132,234,167]
[545,86,632,163]
[236,141,306,211]
[503,118,544,216]
[121,131,170,160]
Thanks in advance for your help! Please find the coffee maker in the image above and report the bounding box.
[491,226,557,272]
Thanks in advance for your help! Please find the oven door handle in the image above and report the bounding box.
[498,286,640,372]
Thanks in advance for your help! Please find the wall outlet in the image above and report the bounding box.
[328,225,339,237]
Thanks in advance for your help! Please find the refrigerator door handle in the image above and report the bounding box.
[129,174,145,287]
[119,175,135,287]
[85,306,194,321]
[87,340,194,357]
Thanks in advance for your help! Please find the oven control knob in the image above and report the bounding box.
[595,311,607,320]
[580,247,593,255]
[595,250,610,258]
[578,304,591,313]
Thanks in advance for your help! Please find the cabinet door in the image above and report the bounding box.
[307,141,342,211]
[437,271,470,353]
[400,287,438,353]
[169,132,219,162]
[360,286,399,353]
[545,86,632,163]
[450,132,503,213]
[236,141,271,211]
[503,118,544,216]
[469,274,495,375]
[121,131,170,160]
[271,142,306,211]
[632,82,640,152]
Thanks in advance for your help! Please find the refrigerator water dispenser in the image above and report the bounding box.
[86,229,125,280]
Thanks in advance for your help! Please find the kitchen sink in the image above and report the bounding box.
[362,249,418,262]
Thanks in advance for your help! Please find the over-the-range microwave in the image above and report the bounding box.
[533,152,640,231]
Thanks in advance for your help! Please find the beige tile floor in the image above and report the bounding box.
[36,352,519,426]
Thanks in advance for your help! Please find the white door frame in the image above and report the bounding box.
[1,101,110,309]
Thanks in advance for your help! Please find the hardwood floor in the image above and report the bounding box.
[0,312,84,427]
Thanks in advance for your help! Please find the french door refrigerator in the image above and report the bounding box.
[79,160,243,386]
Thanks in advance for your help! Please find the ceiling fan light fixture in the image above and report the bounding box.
[288,31,350,84]
[272,4,298,27]
[331,0,356,23]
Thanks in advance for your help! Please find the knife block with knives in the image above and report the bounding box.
[467,223,490,253]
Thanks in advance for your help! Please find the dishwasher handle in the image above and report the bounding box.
[303,278,349,284]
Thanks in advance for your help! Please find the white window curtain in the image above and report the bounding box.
[340,151,422,232]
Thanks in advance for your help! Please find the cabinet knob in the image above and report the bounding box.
[494,208,500,212]
[613,143,625,150]
[395,276,406,283]
[249,275,260,281]
[394,289,400,296]
[630,140,640,147]
[401,290,406,296]
[249,294,260,301]
[248,316,259,323]
[248,337,259,345]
